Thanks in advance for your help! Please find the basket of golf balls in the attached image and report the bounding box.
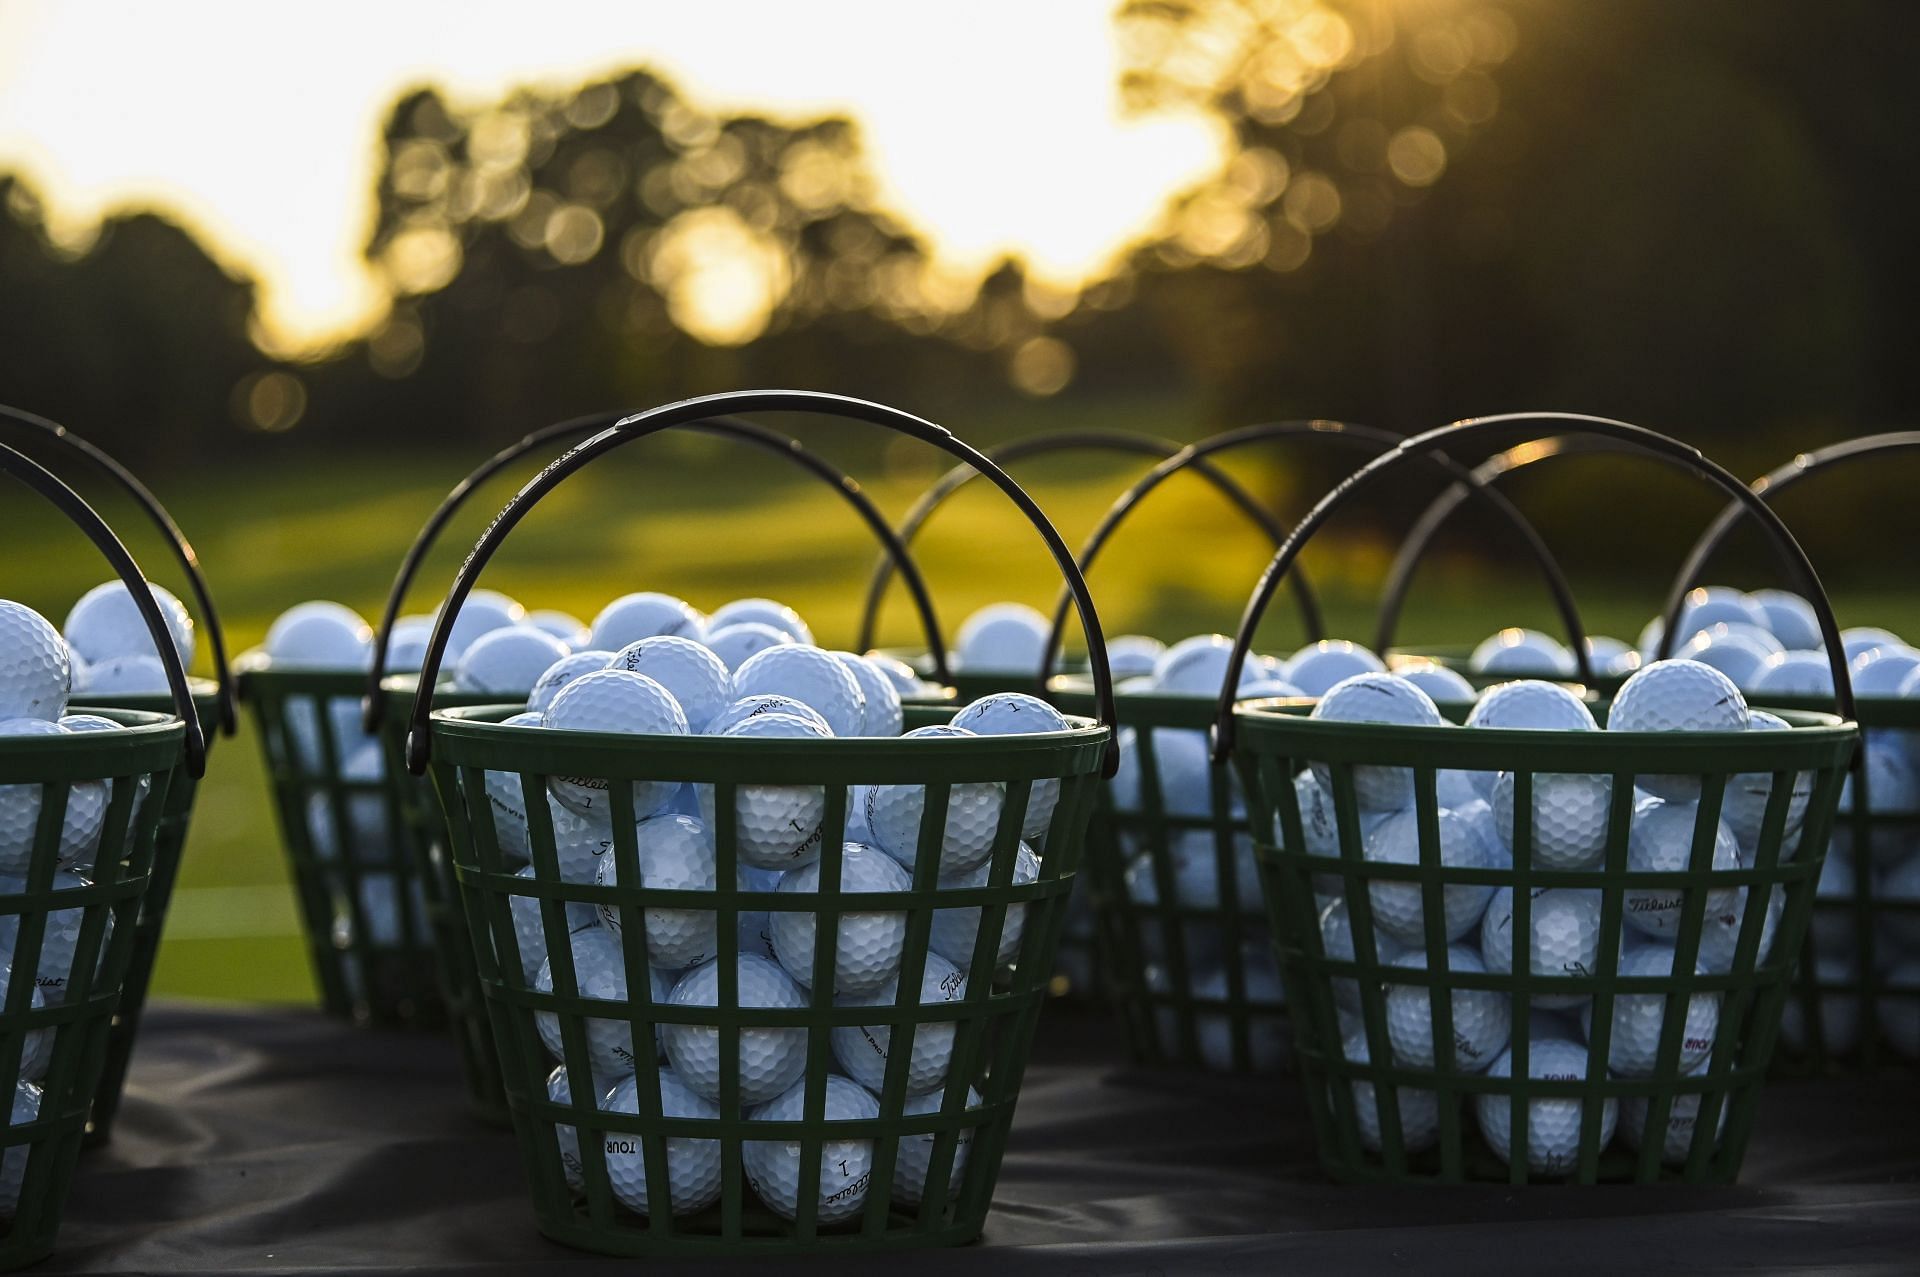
[60,580,222,1146]
[238,603,445,1027]
[1616,586,1920,1069]
[376,592,927,1125]
[1052,636,1403,1071]
[1222,414,1864,1183]
[405,391,1116,1253]
[0,444,199,1267]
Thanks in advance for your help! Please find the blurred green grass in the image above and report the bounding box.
[2,434,1912,1006]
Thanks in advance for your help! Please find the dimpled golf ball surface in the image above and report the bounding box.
[63,579,194,669]
[1471,628,1577,677]
[695,713,831,870]
[1609,659,1749,802]
[542,670,687,819]
[0,602,69,721]
[1490,767,1612,871]
[1721,709,1813,852]
[927,841,1039,969]
[1624,797,1741,940]
[1477,1035,1616,1177]
[1340,1029,1440,1154]
[1106,635,1165,680]
[510,865,599,981]
[663,954,809,1105]
[452,624,571,695]
[602,1070,724,1216]
[0,1080,40,1216]
[771,843,912,994]
[830,652,903,736]
[1385,946,1511,1072]
[866,726,1004,874]
[1363,807,1499,945]
[1287,641,1386,697]
[730,645,865,738]
[1585,943,1719,1077]
[710,597,812,646]
[745,1074,881,1224]
[535,927,640,1077]
[526,650,614,716]
[1395,661,1476,702]
[589,592,706,652]
[1308,674,1445,810]
[830,951,966,1093]
[0,720,107,873]
[265,601,373,667]
[594,814,718,969]
[893,1085,979,1205]
[609,636,731,731]
[1479,887,1602,1008]
[950,693,1071,839]
[954,602,1049,673]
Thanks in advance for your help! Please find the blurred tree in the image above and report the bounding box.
[0,177,269,471]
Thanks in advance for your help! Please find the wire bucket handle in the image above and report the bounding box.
[0,405,234,736]
[0,440,205,775]
[1370,434,1645,658]
[854,428,1327,656]
[1045,419,1594,685]
[1655,431,1920,661]
[406,390,1118,775]
[1214,412,1858,761]
[365,411,954,732]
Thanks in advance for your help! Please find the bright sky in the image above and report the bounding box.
[0,0,1226,354]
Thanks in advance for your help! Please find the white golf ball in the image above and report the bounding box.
[1479,886,1602,1009]
[601,1069,725,1216]
[588,592,705,652]
[1476,1033,1616,1177]
[1287,640,1386,697]
[542,670,687,819]
[1623,796,1741,940]
[770,843,912,995]
[708,598,812,646]
[744,1074,880,1224]
[1362,806,1500,945]
[731,645,865,739]
[830,951,966,1094]
[694,713,832,870]
[950,693,1071,840]
[865,726,1004,875]
[608,636,731,731]
[63,579,193,670]
[1308,674,1445,811]
[661,953,808,1105]
[0,602,70,721]
[954,603,1049,674]
[594,814,719,971]
[926,841,1040,971]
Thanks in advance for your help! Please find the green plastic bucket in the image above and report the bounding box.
[237,660,443,1027]
[1214,412,1865,1182]
[67,680,219,1145]
[0,438,200,1266]
[402,390,1119,1254]
[356,411,963,1121]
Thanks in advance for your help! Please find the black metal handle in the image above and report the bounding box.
[407,390,1117,775]
[364,411,952,732]
[1656,431,1920,659]
[1372,434,1644,657]
[1215,412,1856,761]
[853,428,1325,655]
[0,441,205,776]
[1048,420,1593,685]
[0,404,234,735]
